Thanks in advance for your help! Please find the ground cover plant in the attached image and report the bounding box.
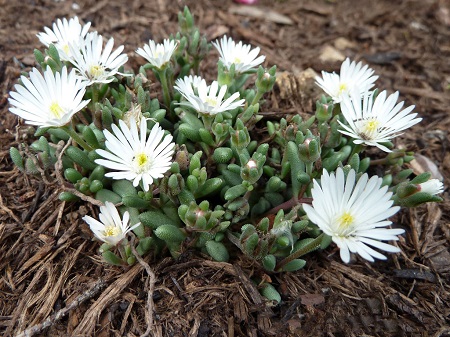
[1,1,449,336]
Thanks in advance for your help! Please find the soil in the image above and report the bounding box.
[1,0,450,336]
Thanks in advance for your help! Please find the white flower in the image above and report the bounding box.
[83,201,140,246]
[70,32,129,85]
[339,90,422,152]
[37,16,91,62]
[303,168,404,263]
[212,35,265,73]
[122,103,143,129]
[174,75,203,96]
[8,66,89,127]
[136,39,177,69]
[316,58,378,103]
[95,118,175,192]
[419,179,444,195]
[174,78,245,115]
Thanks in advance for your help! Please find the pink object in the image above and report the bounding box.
[233,0,258,4]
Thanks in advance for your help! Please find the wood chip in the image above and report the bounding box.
[229,5,294,25]
[409,153,444,181]
[299,293,325,306]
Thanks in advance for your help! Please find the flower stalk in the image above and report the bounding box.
[61,125,93,152]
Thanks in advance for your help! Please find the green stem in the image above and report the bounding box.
[201,115,214,131]
[192,56,200,75]
[90,83,101,126]
[62,125,93,152]
[370,152,404,166]
[117,242,128,262]
[264,194,312,216]
[91,83,99,106]
[349,143,364,159]
[275,233,324,271]
[305,162,314,176]
[250,89,264,106]
[158,68,172,114]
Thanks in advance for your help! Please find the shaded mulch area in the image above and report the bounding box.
[1,0,449,336]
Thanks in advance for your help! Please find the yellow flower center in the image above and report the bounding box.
[205,97,219,107]
[337,211,354,231]
[62,44,70,55]
[134,152,152,173]
[103,225,121,237]
[49,101,64,119]
[363,119,379,132]
[136,153,148,166]
[234,57,242,64]
[90,64,105,78]
[358,118,380,140]
[337,82,348,96]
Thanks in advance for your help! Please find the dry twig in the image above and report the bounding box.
[130,234,158,337]
[15,279,106,337]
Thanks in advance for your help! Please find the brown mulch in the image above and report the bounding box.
[1,0,450,336]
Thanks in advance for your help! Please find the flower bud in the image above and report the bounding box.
[178,6,195,34]
[240,157,264,184]
[315,98,334,122]
[298,137,321,163]
[256,65,277,93]
[230,124,250,150]
[418,179,444,195]
[217,61,235,87]
[394,179,444,207]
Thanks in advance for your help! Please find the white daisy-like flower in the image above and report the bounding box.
[136,39,178,70]
[212,35,265,73]
[37,16,91,62]
[174,78,245,116]
[95,117,175,192]
[70,32,129,85]
[83,201,140,246]
[315,58,378,103]
[419,179,444,195]
[8,66,89,127]
[303,168,404,263]
[174,75,204,96]
[339,90,422,152]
